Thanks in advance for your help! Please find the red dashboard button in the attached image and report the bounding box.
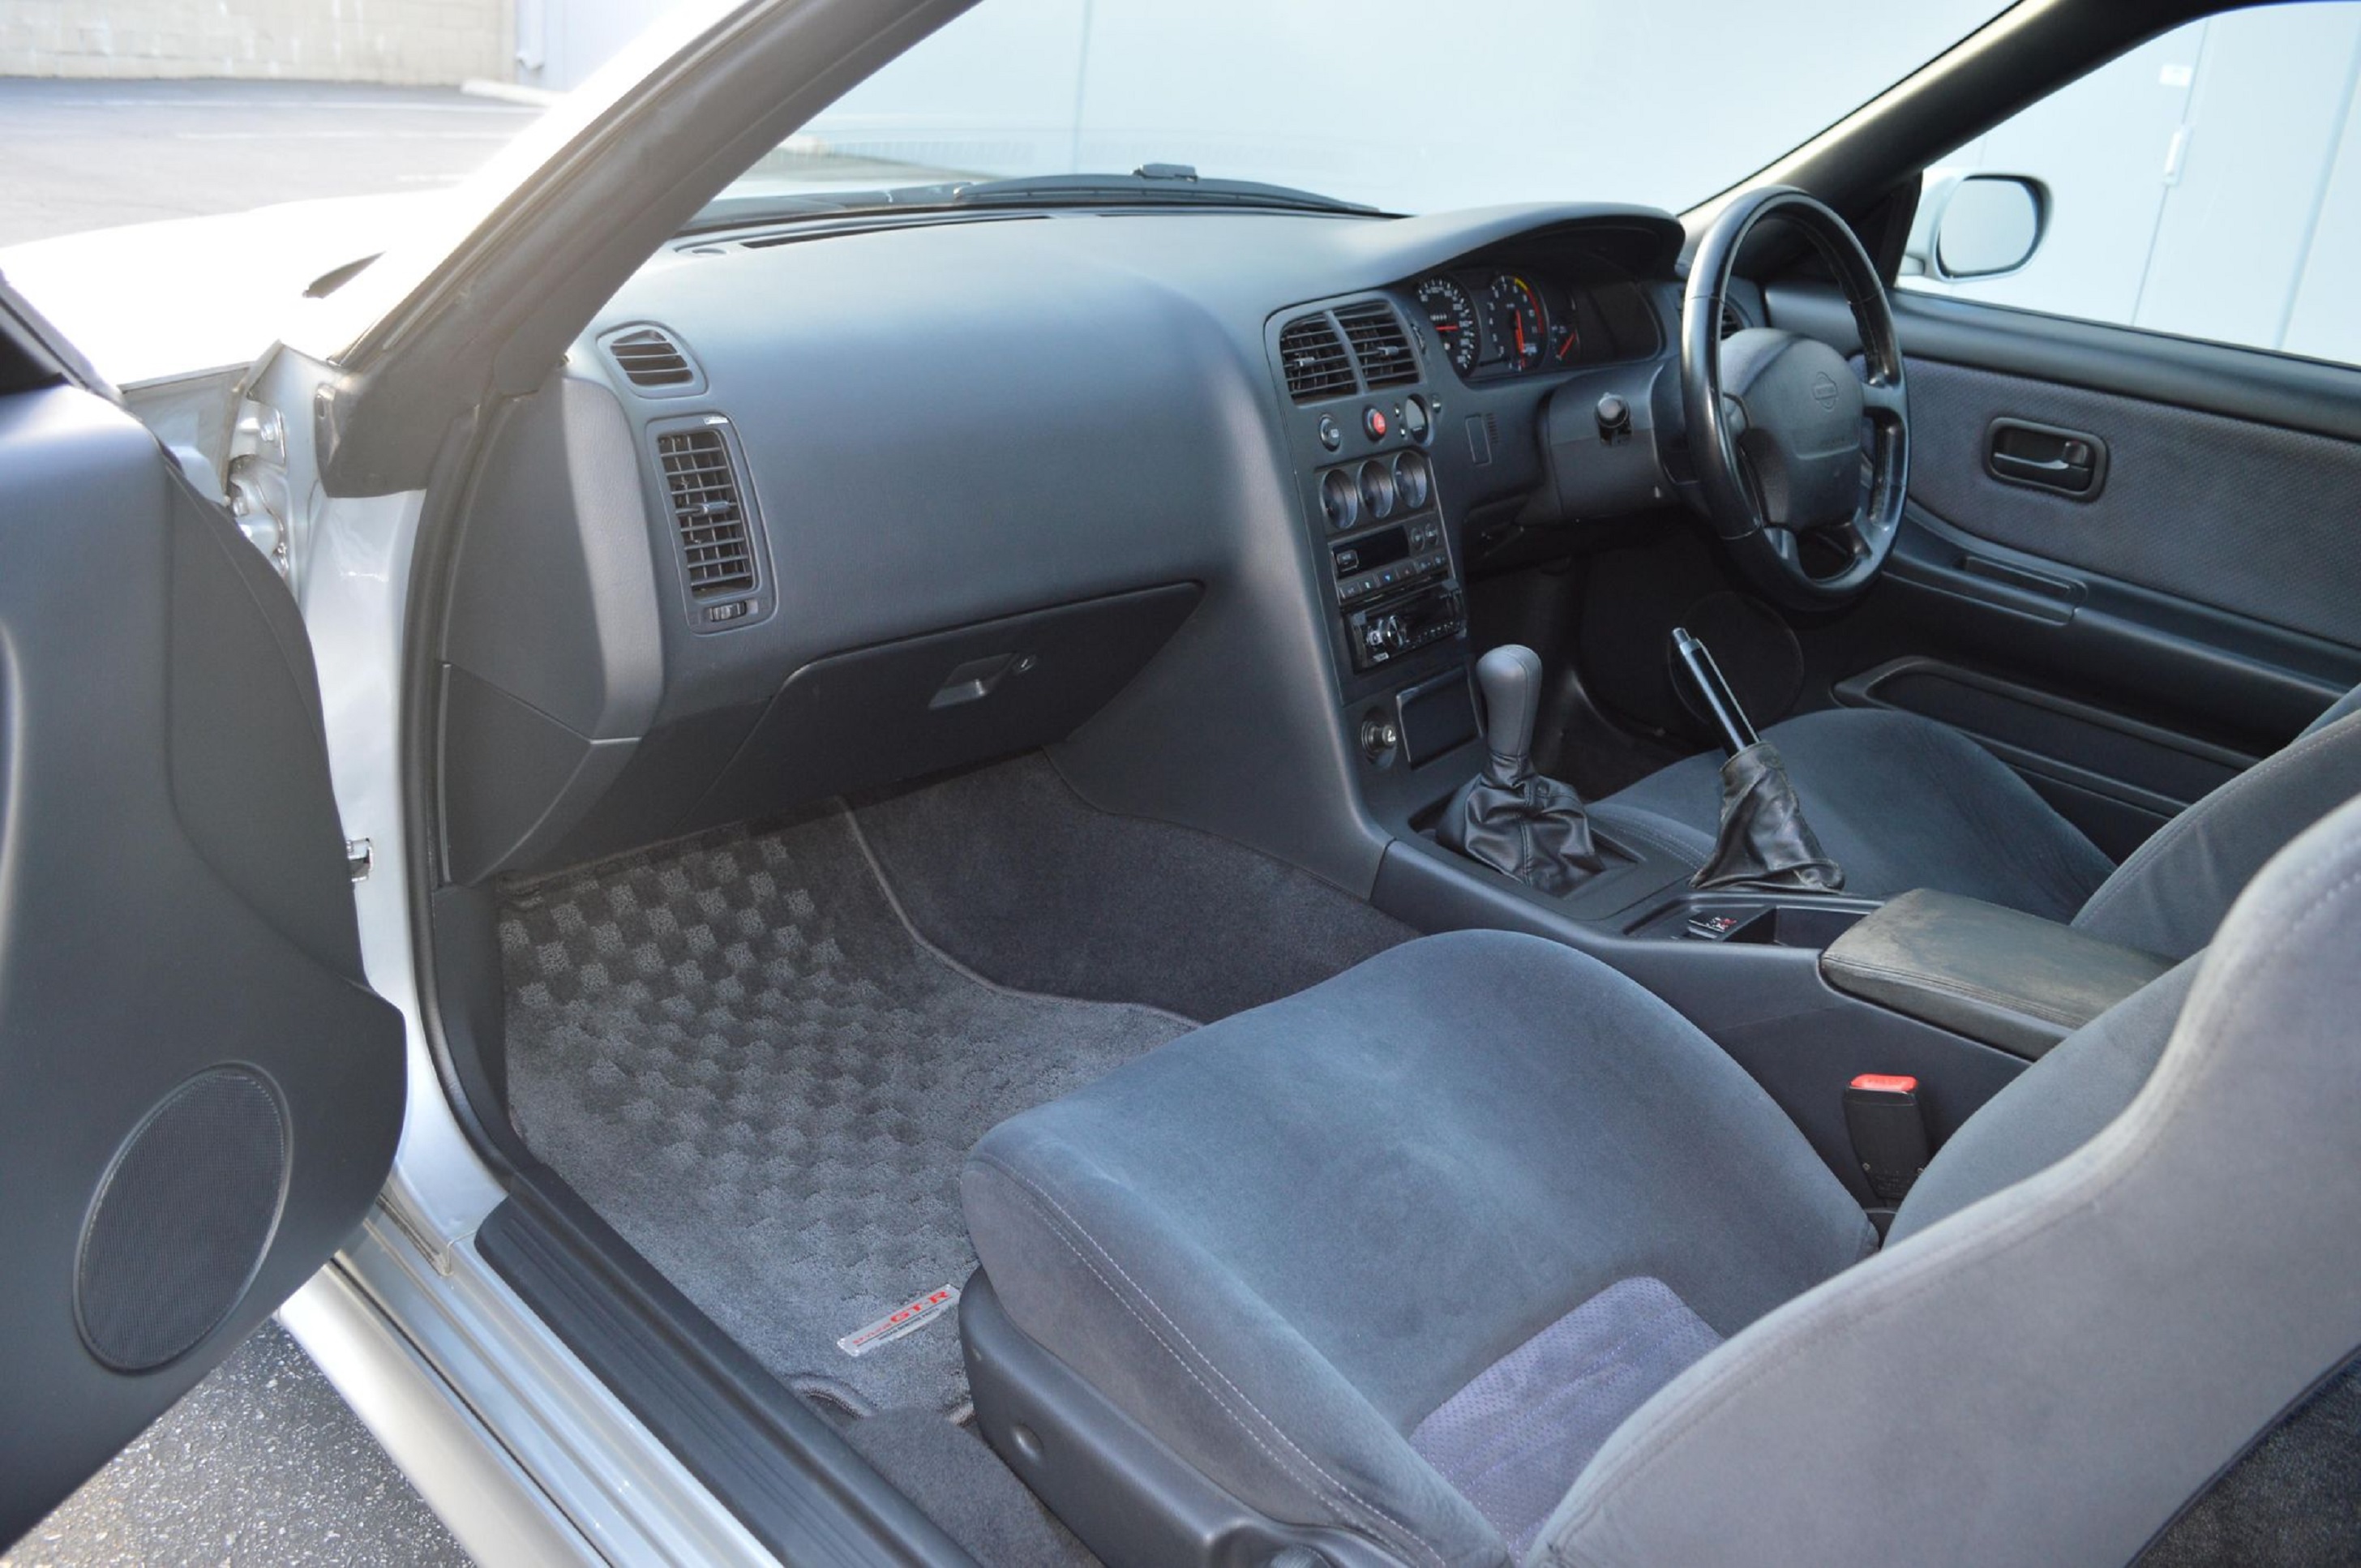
[1364,407,1388,440]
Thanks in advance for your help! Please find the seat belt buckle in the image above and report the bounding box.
[1844,1073,1930,1220]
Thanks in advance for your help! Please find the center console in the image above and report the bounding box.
[1269,298,1477,771]
[1262,292,2124,1219]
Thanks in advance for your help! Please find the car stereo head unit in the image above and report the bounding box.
[1346,581,1466,671]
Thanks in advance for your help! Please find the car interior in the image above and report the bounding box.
[414,15,2361,1567]
[8,0,2361,1563]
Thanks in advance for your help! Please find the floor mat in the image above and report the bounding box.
[499,808,1192,1416]
[855,752,1415,1022]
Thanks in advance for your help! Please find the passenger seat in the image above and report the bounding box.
[958,794,2361,1566]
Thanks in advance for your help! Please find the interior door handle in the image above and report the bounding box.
[1986,418,2106,499]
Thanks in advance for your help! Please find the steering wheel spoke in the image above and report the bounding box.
[1861,375,1906,424]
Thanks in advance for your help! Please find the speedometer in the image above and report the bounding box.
[1414,276,1479,375]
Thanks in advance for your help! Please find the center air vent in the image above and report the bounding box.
[607,326,701,391]
[1279,314,1356,401]
[656,426,756,599]
[1337,302,1417,388]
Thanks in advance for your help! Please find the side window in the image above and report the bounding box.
[1898,2,2361,367]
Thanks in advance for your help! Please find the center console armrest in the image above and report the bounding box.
[1819,889,2172,1060]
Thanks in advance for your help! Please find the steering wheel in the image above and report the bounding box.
[1679,186,1909,610]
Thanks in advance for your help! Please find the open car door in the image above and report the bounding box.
[0,283,405,1543]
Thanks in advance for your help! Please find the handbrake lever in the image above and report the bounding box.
[1671,626,1759,756]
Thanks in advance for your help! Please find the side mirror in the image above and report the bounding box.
[1928,174,2047,281]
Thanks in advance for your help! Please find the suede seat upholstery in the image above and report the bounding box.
[965,793,2361,1566]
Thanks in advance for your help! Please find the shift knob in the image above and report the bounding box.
[1476,643,1544,765]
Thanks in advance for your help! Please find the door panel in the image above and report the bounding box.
[1902,354,2361,648]
[0,365,404,1540]
[1764,281,2361,855]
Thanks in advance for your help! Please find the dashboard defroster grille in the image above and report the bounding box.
[1279,314,1356,401]
[656,426,756,598]
[1337,301,1418,388]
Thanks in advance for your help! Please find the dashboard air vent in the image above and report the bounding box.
[1279,314,1356,401]
[656,426,756,598]
[1719,300,1746,340]
[1337,302,1418,389]
[608,326,698,388]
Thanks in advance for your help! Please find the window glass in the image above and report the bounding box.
[1899,2,2361,366]
[726,0,2010,217]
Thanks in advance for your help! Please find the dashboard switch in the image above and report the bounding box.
[1318,413,1343,451]
[1364,407,1389,441]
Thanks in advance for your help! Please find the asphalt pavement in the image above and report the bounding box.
[2,1323,470,1567]
[1,75,532,1566]
[0,78,542,246]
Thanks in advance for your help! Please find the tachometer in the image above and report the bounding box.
[1415,276,1480,375]
[1488,273,1546,372]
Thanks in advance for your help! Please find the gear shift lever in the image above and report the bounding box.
[1476,644,1545,774]
[1437,645,1605,895]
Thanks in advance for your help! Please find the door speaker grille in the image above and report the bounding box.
[76,1067,287,1371]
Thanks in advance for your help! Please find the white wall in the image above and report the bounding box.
[513,0,671,90]
[0,0,511,84]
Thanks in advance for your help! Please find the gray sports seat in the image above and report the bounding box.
[963,793,2361,1567]
[1588,688,2361,958]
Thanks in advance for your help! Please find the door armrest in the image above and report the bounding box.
[1820,889,2171,1060]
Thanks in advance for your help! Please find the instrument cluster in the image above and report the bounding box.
[1410,263,1653,382]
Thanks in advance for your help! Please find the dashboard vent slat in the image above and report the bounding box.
[1336,301,1418,389]
[609,326,698,388]
[1279,314,1356,401]
[655,427,756,598]
[1718,301,1746,340]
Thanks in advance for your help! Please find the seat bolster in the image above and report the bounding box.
[2072,709,2361,959]
[963,1148,1508,1568]
[1535,794,2361,1568]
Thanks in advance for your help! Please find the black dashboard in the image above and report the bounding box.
[431,199,1731,896]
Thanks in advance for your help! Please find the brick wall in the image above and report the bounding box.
[0,1,513,86]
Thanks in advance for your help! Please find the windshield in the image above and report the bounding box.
[725,0,2016,218]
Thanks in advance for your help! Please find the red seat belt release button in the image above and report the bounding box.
[1844,1074,1930,1206]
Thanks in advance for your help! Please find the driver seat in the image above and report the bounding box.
[1587,686,2361,958]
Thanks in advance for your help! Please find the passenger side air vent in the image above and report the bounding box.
[1337,302,1418,389]
[1279,314,1356,401]
[606,326,699,390]
[656,426,756,598]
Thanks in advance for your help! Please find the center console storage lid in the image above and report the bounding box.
[1820,889,2172,1060]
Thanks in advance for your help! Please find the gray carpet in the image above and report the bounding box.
[2142,1354,2361,1565]
[842,1411,1097,1568]
[854,752,1416,1022]
[500,807,1192,1416]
